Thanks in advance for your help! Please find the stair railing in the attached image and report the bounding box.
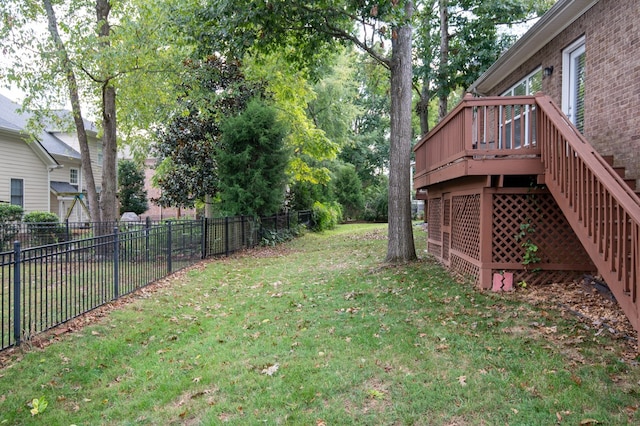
[535,93,640,332]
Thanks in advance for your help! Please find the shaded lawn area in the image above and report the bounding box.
[0,223,638,425]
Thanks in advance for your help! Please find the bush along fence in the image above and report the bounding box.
[0,210,312,351]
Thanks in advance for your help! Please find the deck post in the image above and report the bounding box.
[478,188,494,289]
[463,96,474,151]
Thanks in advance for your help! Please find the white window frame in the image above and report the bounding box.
[562,36,586,131]
[501,67,542,97]
[70,168,79,185]
[10,178,24,207]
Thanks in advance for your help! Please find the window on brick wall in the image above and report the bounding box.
[562,36,586,133]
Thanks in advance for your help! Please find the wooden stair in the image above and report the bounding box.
[602,155,639,195]
[535,94,640,337]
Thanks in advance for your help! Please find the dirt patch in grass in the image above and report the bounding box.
[344,378,393,417]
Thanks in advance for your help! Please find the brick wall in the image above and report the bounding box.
[487,0,640,182]
[141,158,197,220]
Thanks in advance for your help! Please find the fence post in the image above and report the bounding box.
[113,227,119,300]
[241,215,245,249]
[201,218,208,259]
[225,216,230,257]
[13,241,21,345]
[65,219,70,242]
[145,216,151,263]
[167,221,173,274]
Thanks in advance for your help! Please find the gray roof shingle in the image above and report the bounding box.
[0,94,83,160]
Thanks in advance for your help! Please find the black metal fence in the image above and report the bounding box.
[0,210,311,351]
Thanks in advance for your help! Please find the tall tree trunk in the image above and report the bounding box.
[43,0,100,222]
[417,84,431,136]
[438,0,449,120]
[96,0,119,225]
[101,83,118,224]
[386,1,417,263]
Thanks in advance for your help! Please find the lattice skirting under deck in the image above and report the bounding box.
[424,187,595,289]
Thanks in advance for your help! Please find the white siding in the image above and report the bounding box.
[49,158,81,184]
[0,135,50,213]
[53,132,103,190]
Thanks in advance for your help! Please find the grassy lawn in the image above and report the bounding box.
[0,223,638,425]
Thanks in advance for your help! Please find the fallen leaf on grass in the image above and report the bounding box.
[458,376,467,386]
[556,411,571,422]
[580,420,600,425]
[571,373,582,386]
[261,363,279,376]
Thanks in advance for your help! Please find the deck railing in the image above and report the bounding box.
[414,94,540,185]
[535,94,640,332]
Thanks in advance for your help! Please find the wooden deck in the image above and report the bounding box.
[414,93,640,335]
[414,95,544,187]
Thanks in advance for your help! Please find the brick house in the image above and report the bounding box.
[469,0,639,179]
[413,0,640,333]
[139,158,197,220]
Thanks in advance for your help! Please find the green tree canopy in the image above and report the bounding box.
[189,0,418,262]
[117,159,148,215]
[243,52,339,185]
[340,50,391,188]
[332,163,365,220]
[152,55,262,211]
[414,0,554,130]
[218,98,290,218]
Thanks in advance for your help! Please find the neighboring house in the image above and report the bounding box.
[140,158,196,220]
[0,94,103,221]
[413,0,640,333]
